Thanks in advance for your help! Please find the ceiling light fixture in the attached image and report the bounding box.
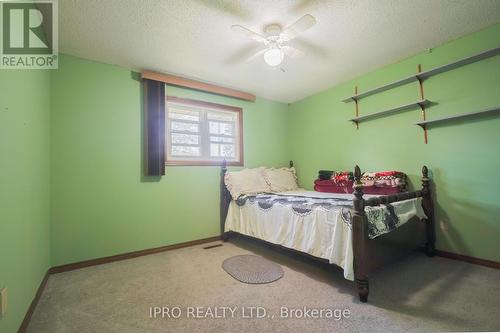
[263,47,284,67]
[231,14,316,69]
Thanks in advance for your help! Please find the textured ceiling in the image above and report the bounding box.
[60,0,500,103]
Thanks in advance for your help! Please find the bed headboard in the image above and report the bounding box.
[220,160,231,237]
[219,160,294,239]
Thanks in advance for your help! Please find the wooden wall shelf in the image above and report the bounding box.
[416,106,500,127]
[342,75,418,103]
[350,99,430,123]
[342,46,500,103]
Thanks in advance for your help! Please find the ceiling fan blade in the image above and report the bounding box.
[225,44,264,64]
[231,25,267,43]
[290,38,329,58]
[281,14,316,41]
[292,0,318,13]
[282,45,304,59]
[245,48,267,63]
[195,0,248,19]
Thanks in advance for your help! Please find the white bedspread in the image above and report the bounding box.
[225,190,426,281]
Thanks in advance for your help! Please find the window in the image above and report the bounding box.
[165,96,243,166]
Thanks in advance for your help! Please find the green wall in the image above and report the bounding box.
[289,23,500,262]
[50,54,290,266]
[0,71,51,332]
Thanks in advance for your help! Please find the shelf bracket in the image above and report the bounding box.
[417,64,428,144]
[354,86,359,129]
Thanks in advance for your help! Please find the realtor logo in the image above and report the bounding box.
[1,0,58,69]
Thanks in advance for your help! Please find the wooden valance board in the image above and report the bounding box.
[141,71,256,102]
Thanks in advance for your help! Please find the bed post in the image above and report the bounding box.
[421,166,436,257]
[352,165,369,302]
[220,159,230,241]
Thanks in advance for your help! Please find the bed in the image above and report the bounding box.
[220,161,436,303]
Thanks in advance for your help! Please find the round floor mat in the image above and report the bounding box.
[222,255,284,284]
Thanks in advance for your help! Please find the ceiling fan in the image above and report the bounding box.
[231,14,316,68]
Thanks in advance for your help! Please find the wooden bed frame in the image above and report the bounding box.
[219,161,435,303]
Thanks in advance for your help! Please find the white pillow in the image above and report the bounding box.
[264,167,299,192]
[224,167,271,199]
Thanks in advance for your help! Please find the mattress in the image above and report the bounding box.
[224,190,426,281]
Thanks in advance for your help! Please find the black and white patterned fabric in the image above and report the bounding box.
[236,193,405,239]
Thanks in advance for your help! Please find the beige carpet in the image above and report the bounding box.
[28,237,500,333]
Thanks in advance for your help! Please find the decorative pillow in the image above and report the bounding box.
[264,167,299,192]
[224,167,271,199]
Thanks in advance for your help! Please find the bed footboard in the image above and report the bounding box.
[352,165,436,302]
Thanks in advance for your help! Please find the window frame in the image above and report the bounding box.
[165,96,244,166]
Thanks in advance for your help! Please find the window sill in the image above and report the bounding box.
[165,160,243,167]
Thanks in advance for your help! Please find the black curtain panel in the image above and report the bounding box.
[144,79,166,176]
